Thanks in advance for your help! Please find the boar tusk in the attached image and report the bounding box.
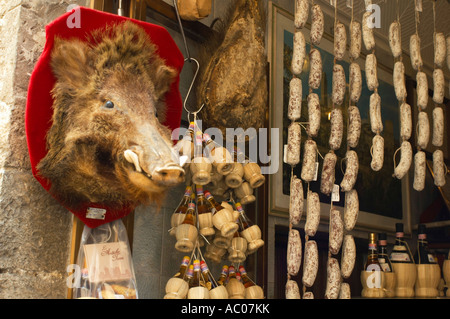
[124,150,142,173]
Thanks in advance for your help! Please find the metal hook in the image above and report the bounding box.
[173,0,205,117]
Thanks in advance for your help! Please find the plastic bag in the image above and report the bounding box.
[72,219,138,299]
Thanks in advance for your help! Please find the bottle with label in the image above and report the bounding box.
[236,202,264,252]
[174,202,198,253]
[190,259,202,288]
[414,224,441,298]
[414,224,437,264]
[239,265,265,299]
[204,191,223,214]
[389,223,416,297]
[390,223,414,263]
[190,126,212,185]
[170,186,192,236]
[173,256,191,279]
[200,260,218,290]
[377,232,395,297]
[217,265,229,286]
[196,185,215,236]
[361,233,384,298]
[226,265,245,299]
[377,233,393,272]
[164,258,192,299]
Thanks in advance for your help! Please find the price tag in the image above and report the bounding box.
[86,207,106,220]
[331,184,340,202]
[313,162,319,181]
[283,144,288,164]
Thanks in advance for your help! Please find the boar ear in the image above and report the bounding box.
[50,37,93,90]
[153,64,177,101]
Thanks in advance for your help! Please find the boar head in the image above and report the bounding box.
[37,21,185,209]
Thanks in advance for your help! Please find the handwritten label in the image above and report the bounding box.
[83,242,132,283]
[86,207,106,220]
[331,184,340,202]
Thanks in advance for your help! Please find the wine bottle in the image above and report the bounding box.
[181,202,196,226]
[377,232,393,272]
[170,186,193,235]
[217,265,229,286]
[238,265,255,288]
[390,223,414,263]
[200,260,218,290]
[365,233,382,272]
[173,256,191,279]
[235,202,254,230]
[414,224,437,264]
[190,259,202,288]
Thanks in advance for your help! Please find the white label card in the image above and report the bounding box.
[331,184,340,202]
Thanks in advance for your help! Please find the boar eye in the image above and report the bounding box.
[104,101,114,109]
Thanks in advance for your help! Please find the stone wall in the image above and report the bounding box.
[0,0,85,299]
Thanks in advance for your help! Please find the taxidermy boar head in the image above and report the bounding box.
[37,21,185,209]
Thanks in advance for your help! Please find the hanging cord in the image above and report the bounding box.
[173,0,205,118]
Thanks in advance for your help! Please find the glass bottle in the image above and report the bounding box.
[173,256,191,279]
[200,260,218,290]
[217,265,229,286]
[170,186,193,235]
[238,265,255,288]
[235,202,254,230]
[196,185,209,215]
[365,233,382,271]
[228,265,237,281]
[377,232,393,272]
[414,224,437,264]
[204,191,224,214]
[181,202,196,226]
[185,265,194,283]
[390,223,414,263]
[190,259,202,288]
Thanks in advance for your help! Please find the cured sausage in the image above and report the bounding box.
[334,22,347,61]
[295,0,309,29]
[349,62,362,103]
[400,102,412,140]
[394,141,412,179]
[365,53,378,91]
[362,11,375,51]
[305,191,320,237]
[432,106,444,147]
[433,68,444,105]
[310,4,324,46]
[332,64,346,106]
[417,111,430,150]
[344,189,359,231]
[308,49,322,90]
[413,150,426,192]
[370,134,384,172]
[434,32,446,68]
[289,176,303,225]
[369,92,383,134]
[329,107,343,150]
[340,150,358,192]
[287,229,302,276]
[307,93,321,137]
[285,122,301,166]
[410,34,423,71]
[416,71,428,110]
[292,30,306,75]
[349,21,361,60]
[329,209,344,256]
[320,151,337,195]
[347,105,361,148]
[301,139,317,182]
[285,280,300,299]
[288,78,302,121]
[389,21,402,58]
[341,235,356,279]
[302,240,319,287]
[393,61,407,101]
[325,257,341,299]
[433,149,446,187]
